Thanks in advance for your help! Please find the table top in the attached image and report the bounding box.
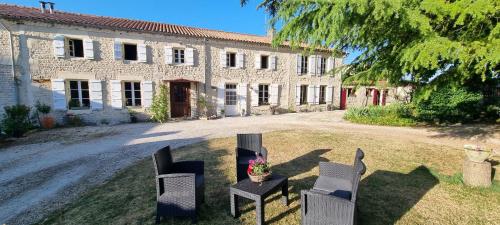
[230,174,287,196]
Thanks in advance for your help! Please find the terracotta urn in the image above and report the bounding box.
[40,115,55,129]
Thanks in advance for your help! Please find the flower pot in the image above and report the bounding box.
[464,145,491,163]
[248,172,271,183]
[40,115,55,129]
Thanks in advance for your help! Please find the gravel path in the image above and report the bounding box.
[0,111,498,225]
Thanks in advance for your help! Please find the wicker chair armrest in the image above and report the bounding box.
[301,190,355,223]
[173,161,204,175]
[319,161,354,180]
[157,173,196,191]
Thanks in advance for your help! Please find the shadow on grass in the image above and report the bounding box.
[358,166,439,225]
[426,124,499,140]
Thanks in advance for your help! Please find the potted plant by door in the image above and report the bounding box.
[220,109,225,118]
[197,96,209,120]
[35,101,55,129]
[247,156,271,183]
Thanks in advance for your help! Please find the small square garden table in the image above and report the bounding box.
[229,174,289,225]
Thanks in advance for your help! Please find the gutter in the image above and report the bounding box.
[0,19,19,105]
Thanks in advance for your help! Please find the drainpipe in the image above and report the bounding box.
[0,19,19,105]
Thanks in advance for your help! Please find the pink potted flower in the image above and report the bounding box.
[247,156,271,183]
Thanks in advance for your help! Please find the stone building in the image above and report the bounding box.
[0,4,344,124]
[339,83,413,109]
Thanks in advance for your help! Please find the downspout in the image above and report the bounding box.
[0,19,19,104]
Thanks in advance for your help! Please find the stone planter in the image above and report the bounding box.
[464,145,491,163]
[248,172,271,183]
[463,159,492,187]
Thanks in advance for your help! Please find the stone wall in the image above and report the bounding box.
[0,28,17,120]
[1,19,344,124]
[343,86,412,108]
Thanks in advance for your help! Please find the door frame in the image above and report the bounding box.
[169,81,191,118]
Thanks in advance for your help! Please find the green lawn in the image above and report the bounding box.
[37,130,499,225]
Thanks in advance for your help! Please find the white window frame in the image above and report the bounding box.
[258,84,270,106]
[301,55,308,75]
[226,52,237,68]
[68,80,90,110]
[124,81,142,107]
[225,84,237,105]
[300,85,308,105]
[319,85,327,104]
[173,48,185,64]
[320,57,327,75]
[68,38,84,58]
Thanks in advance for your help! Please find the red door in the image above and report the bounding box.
[381,90,387,106]
[373,89,379,105]
[340,88,347,110]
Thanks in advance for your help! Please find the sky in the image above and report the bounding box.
[2,0,358,63]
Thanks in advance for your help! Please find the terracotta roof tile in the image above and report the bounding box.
[0,4,279,45]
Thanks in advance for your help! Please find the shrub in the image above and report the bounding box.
[65,113,84,127]
[2,105,32,137]
[344,104,417,126]
[413,88,483,123]
[150,84,170,123]
[35,101,51,114]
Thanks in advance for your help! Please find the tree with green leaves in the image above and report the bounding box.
[150,84,170,123]
[242,0,499,99]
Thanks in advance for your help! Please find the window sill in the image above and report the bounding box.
[123,60,143,64]
[69,57,87,61]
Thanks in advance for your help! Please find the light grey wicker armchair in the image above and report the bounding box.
[152,146,205,224]
[301,148,366,225]
[235,133,268,182]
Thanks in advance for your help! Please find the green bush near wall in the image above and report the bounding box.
[344,104,417,127]
[344,87,497,126]
[1,105,32,137]
[413,88,484,123]
[150,84,170,123]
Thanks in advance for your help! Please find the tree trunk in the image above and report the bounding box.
[463,159,492,187]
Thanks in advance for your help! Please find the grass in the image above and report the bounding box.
[344,104,418,126]
[36,130,499,225]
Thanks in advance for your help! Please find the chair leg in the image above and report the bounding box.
[155,214,161,224]
[191,215,197,224]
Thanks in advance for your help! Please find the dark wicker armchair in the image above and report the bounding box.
[301,148,366,225]
[152,146,205,224]
[235,133,268,182]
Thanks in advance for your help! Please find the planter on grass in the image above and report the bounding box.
[464,145,491,163]
[463,145,492,187]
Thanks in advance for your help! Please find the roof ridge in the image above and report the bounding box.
[0,3,269,39]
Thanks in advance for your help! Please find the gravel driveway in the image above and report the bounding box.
[0,111,498,225]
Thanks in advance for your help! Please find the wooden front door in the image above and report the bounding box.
[170,82,191,118]
[340,88,347,110]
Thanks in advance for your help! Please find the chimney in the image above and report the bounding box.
[47,2,55,14]
[39,1,46,13]
[267,27,275,39]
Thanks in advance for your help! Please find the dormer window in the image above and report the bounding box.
[123,43,138,61]
[68,38,83,58]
